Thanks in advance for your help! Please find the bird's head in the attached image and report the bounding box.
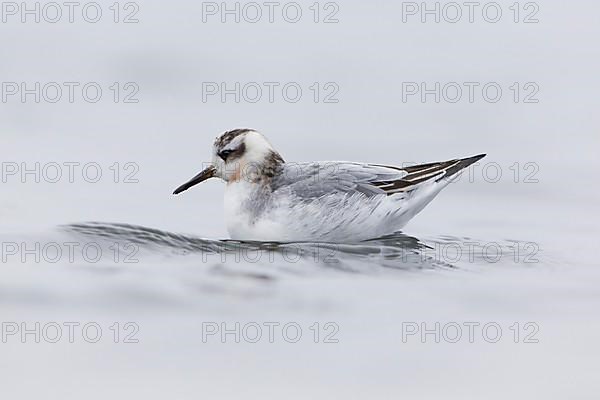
[173,128,284,195]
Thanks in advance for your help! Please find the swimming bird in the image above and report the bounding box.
[173,129,485,242]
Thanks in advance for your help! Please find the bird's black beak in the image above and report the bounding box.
[172,165,216,195]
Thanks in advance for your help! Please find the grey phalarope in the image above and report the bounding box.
[173,129,485,242]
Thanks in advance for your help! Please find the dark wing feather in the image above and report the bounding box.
[371,154,486,195]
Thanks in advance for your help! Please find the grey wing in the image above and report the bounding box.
[273,155,485,199]
[272,162,404,199]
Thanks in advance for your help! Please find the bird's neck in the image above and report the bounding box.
[227,150,284,185]
[260,150,285,179]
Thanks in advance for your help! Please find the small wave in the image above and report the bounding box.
[60,222,533,273]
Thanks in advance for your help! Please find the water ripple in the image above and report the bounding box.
[61,222,533,274]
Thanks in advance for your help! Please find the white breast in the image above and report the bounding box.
[223,181,286,241]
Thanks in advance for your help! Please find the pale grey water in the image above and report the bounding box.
[1,0,600,398]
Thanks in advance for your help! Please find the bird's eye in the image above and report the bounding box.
[218,149,234,161]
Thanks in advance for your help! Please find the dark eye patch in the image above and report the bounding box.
[218,142,245,161]
[218,149,234,161]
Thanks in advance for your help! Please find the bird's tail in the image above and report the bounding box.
[435,154,486,181]
[387,154,487,228]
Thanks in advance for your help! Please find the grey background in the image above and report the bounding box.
[1,1,599,398]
